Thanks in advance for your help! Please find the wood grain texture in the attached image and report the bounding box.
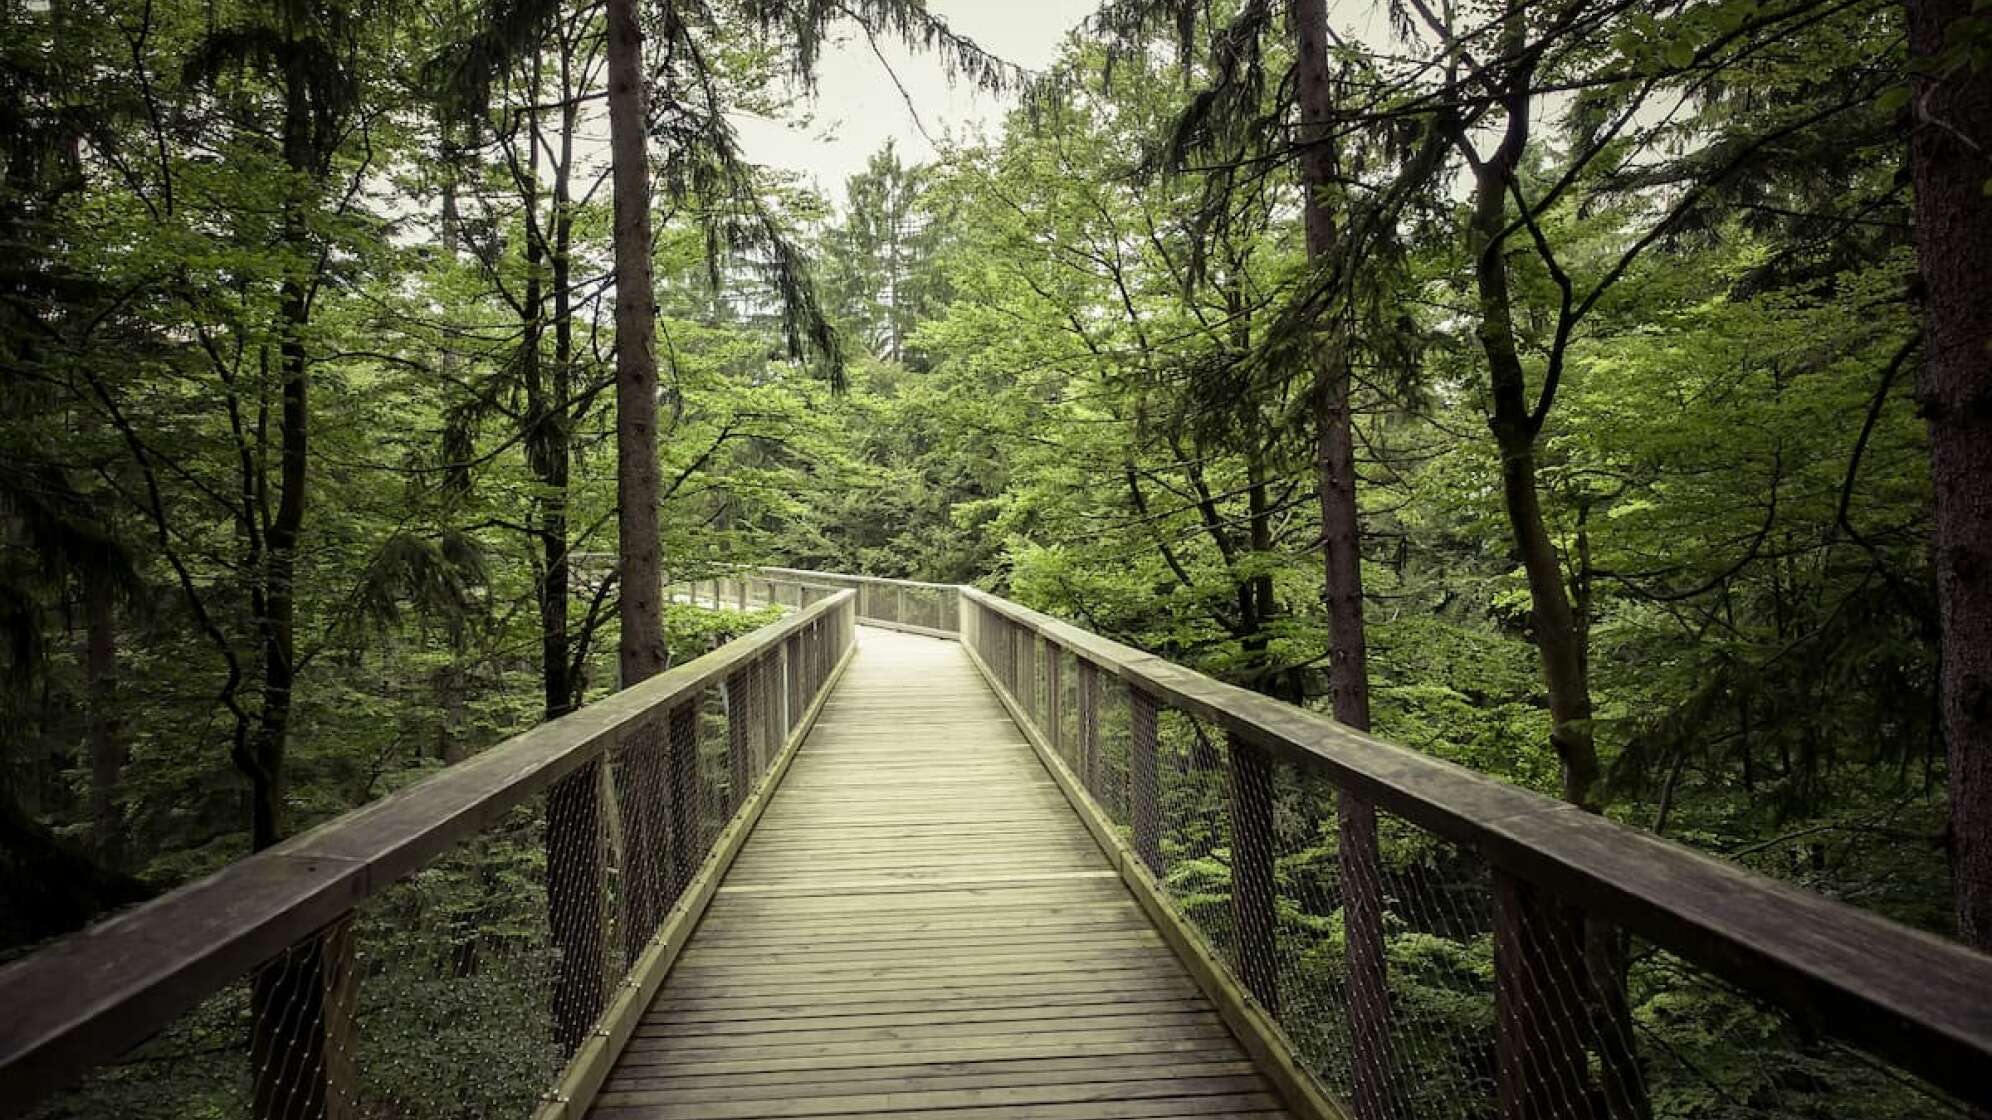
[590,628,1294,1120]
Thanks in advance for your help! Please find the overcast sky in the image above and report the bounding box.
[731,0,1102,197]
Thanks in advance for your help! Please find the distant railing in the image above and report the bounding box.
[670,567,961,637]
[0,590,858,1120]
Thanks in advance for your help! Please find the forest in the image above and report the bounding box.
[2,0,1990,1117]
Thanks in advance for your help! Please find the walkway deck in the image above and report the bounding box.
[589,627,1295,1120]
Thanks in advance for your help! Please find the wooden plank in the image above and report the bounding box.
[594,1093,1283,1120]
[604,1058,1257,1098]
[594,1074,1272,1118]
[606,1036,1244,1078]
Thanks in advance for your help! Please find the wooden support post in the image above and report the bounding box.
[786,635,803,734]
[1227,731,1280,1014]
[1494,869,1595,1120]
[1046,646,1063,761]
[1078,659,1099,799]
[726,669,751,812]
[249,917,358,1120]
[1020,634,1037,727]
[758,650,779,766]
[1130,688,1163,874]
[736,579,747,610]
[1004,620,1018,694]
[546,759,607,1055]
[666,701,700,907]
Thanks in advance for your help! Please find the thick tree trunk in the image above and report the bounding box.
[519,62,576,724]
[83,565,124,868]
[1904,0,1992,952]
[606,0,666,688]
[1292,3,1393,1114]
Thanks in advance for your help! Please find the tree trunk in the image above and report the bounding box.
[248,47,353,1120]
[1292,3,1393,1114]
[1467,163,1600,813]
[1904,0,1992,955]
[606,0,666,688]
[83,565,124,869]
[1459,26,1646,1115]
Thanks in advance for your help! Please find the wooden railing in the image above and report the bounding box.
[8,564,1987,1120]
[951,586,1992,1119]
[670,567,961,637]
[668,565,1992,1114]
[0,590,858,1120]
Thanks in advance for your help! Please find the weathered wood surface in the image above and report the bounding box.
[590,628,1293,1120]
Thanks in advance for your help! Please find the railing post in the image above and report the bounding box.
[1078,659,1099,799]
[1129,687,1162,874]
[726,669,751,811]
[546,758,606,1055]
[737,578,747,610]
[1227,731,1280,1014]
[1004,619,1018,694]
[1020,633,1038,727]
[760,648,781,757]
[1046,646,1063,760]
[250,919,358,1120]
[786,634,803,734]
[666,701,699,906]
[896,585,907,626]
[1494,869,1594,1120]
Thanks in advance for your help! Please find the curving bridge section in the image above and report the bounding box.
[2,569,1989,1120]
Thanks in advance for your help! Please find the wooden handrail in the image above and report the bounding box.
[755,565,959,591]
[958,586,1992,1105]
[0,590,856,1112]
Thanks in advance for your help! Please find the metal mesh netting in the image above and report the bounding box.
[964,601,1965,1120]
[26,602,849,1120]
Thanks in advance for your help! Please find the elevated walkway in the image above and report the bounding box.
[592,629,1292,1119]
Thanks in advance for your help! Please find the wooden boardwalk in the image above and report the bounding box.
[590,627,1295,1120]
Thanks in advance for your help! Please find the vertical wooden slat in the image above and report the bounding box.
[1130,688,1162,874]
[760,649,781,760]
[1046,646,1064,761]
[1078,659,1099,799]
[1495,869,1595,1120]
[1227,731,1279,1014]
[786,634,803,734]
